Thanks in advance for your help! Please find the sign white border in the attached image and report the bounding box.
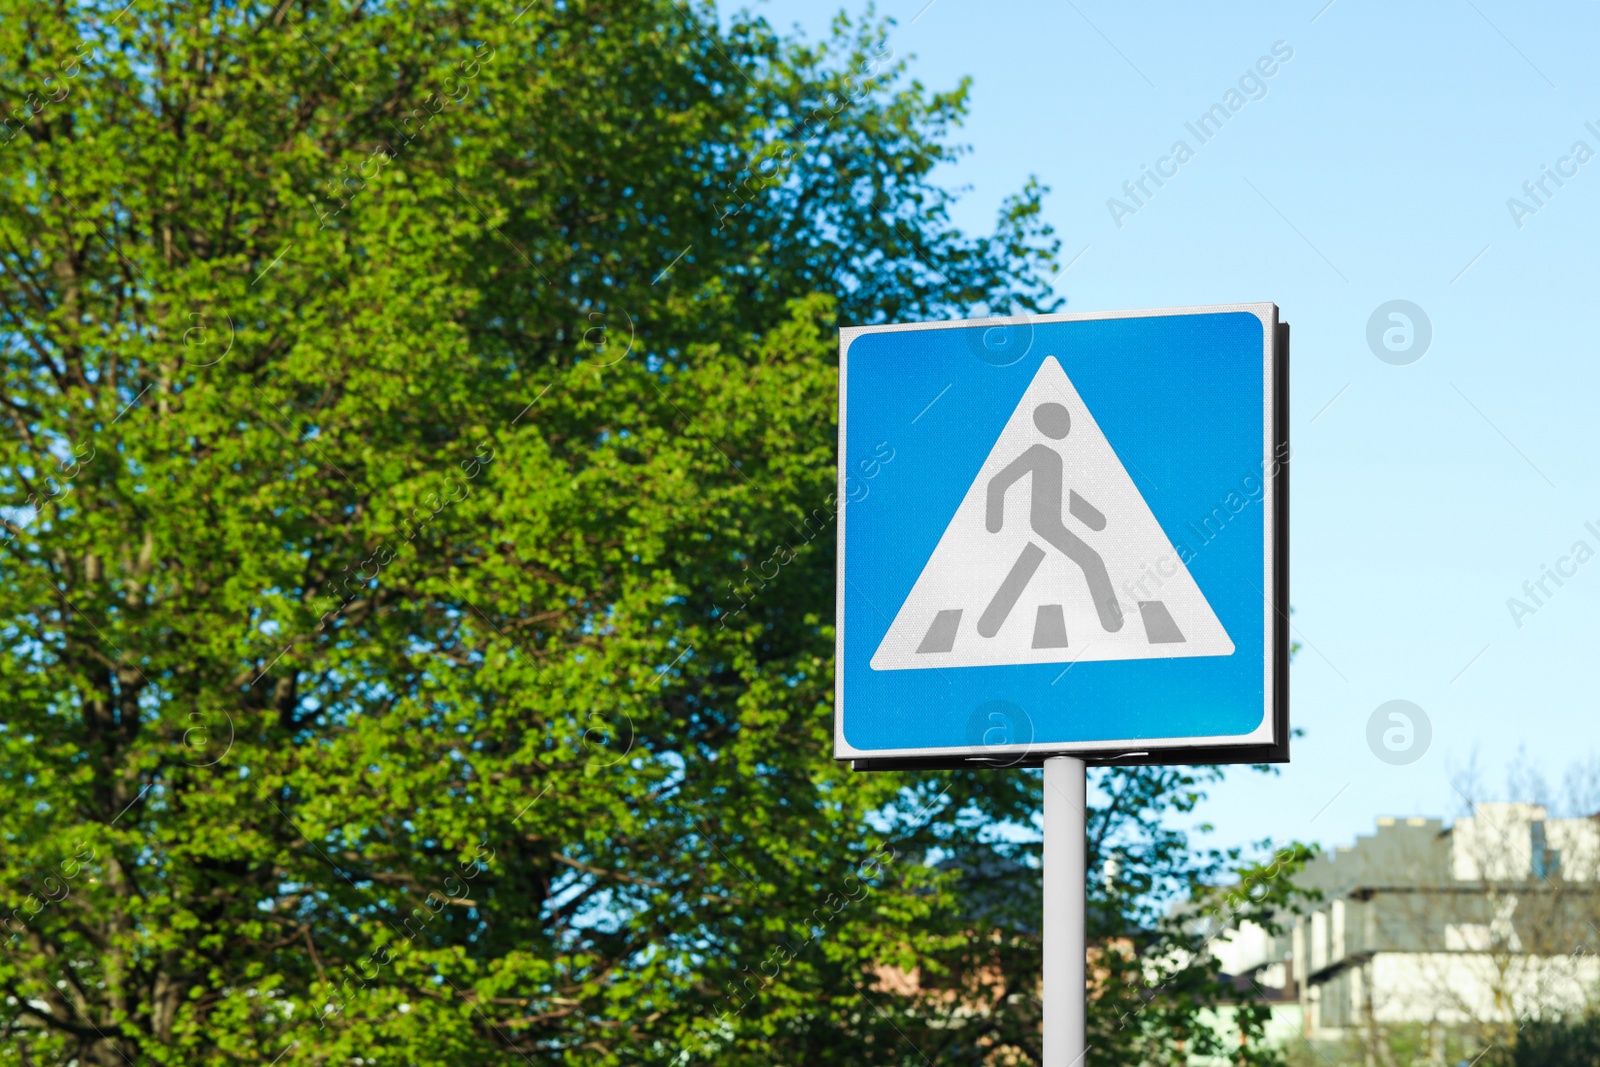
[834,303,1285,765]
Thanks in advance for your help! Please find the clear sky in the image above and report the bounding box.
[755,0,1600,856]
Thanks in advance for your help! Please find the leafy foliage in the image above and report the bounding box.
[1512,1014,1600,1067]
[1084,770,1315,1066]
[0,1,1300,1064]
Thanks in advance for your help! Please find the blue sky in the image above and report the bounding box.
[757,0,1600,856]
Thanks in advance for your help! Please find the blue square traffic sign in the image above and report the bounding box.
[835,305,1288,768]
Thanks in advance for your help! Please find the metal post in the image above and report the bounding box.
[1044,755,1087,1065]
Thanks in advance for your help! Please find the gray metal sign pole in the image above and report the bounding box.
[1044,755,1087,1065]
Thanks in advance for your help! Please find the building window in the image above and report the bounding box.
[1531,820,1561,880]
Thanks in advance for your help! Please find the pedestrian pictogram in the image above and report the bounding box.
[871,356,1234,671]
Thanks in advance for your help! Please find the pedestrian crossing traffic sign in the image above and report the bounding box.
[835,304,1288,768]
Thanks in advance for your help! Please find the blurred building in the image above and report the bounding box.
[1210,803,1600,1050]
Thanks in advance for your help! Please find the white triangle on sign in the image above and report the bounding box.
[871,356,1234,671]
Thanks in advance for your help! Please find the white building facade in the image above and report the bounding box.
[1212,804,1600,1049]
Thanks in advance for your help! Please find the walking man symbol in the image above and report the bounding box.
[976,402,1123,641]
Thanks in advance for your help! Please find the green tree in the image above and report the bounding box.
[0,1,1302,1064]
[1077,771,1308,1067]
